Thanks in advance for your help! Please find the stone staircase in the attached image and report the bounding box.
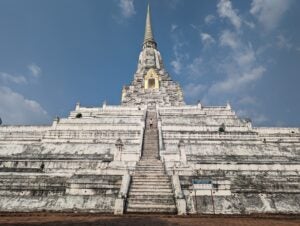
[126,110,177,213]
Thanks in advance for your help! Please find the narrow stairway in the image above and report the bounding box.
[126,110,176,213]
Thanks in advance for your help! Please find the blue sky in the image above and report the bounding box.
[0,0,299,126]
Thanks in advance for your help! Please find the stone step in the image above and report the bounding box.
[127,203,175,209]
[132,175,170,179]
[131,179,170,183]
[144,135,158,138]
[144,133,158,136]
[140,159,160,162]
[142,144,158,147]
[140,158,160,161]
[142,149,158,151]
[126,205,177,213]
[143,143,158,146]
[133,173,165,176]
[135,165,163,168]
[132,180,170,184]
[129,188,173,196]
[140,157,160,160]
[127,196,174,201]
[130,187,172,192]
[134,172,165,175]
[144,133,158,135]
[132,174,169,177]
[130,184,171,189]
[137,164,162,167]
[139,159,160,161]
[143,148,158,151]
[127,194,174,199]
[132,179,170,184]
[128,191,173,196]
[125,110,177,214]
[135,168,164,171]
[127,198,174,205]
[142,148,158,152]
[140,156,159,159]
[136,164,163,167]
[141,153,159,156]
[137,162,162,165]
[141,149,158,151]
[129,188,173,193]
[135,169,164,172]
[137,162,162,164]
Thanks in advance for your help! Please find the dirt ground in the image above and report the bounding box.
[0,213,299,226]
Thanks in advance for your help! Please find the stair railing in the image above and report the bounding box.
[114,171,131,215]
[156,106,165,160]
[139,109,147,160]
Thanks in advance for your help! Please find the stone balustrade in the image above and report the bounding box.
[175,169,300,214]
[0,173,124,212]
[254,127,300,134]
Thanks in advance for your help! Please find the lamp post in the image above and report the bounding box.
[115,138,124,161]
[178,139,187,164]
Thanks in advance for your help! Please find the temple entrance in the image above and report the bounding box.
[144,68,160,90]
[148,78,155,89]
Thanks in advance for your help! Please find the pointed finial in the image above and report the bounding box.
[143,3,157,49]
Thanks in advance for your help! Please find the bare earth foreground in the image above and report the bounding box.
[0,213,299,226]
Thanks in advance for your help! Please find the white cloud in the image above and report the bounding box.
[219,30,240,49]
[167,0,181,9]
[187,57,203,77]
[238,96,258,105]
[237,108,268,124]
[244,20,255,29]
[170,38,189,75]
[250,0,292,30]
[184,83,206,100]
[209,31,265,96]
[171,60,182,75]
[235,46,256,68]
[0,86,49,125]
[200,33,215,47]
[0,72,27,84]
[209,66,265,94]
[276,34,292,50]
[118,0,136,18]
[28,63,41,78]
[217,0,241,29]
[171,24,178,32]
[204,14,216,24]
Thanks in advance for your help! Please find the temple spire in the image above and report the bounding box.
[143,4,157,49]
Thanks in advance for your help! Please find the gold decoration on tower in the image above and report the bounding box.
[144,68,160,90]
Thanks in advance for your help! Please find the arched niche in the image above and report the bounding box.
[144,68,160,90]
